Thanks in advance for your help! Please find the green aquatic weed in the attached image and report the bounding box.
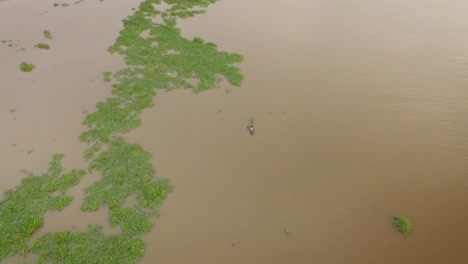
[20,62,36,72]
[43,30,53,39]
[35,43,50,50]
[0,155,85,260]
[394,216,413,235]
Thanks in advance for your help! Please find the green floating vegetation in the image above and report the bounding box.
[80,0,243,148]
[394,216,413,235]
[0,154,85,260]
[83,142,100,160]
[53,1,69,7]
[103,71,112,82]
[43,30,53,39]
[9,108,17,113]
[31,225,145,264]
[2,0,244,263]
[82,138,172,236]
[76,1,243,261]
[35,43,50,50]
[108,20,244,92]
[80,97,145,144]
[20,62,36,72]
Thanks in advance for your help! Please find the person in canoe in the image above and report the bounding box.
[247,117,254,135]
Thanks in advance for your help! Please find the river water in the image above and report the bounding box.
[1,0,467,263]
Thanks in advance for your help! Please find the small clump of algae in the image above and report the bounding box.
[43,30,53,39]
[1,0,244,263]
[53,2,69,7]
[35,43,50,50]
[20,62,35,72]
[394,215,413,235]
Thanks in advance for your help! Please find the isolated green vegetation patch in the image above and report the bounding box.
[0,155,85,260]
[35,43,50,50]
[43,30,53,39]
[20,62,36,72]
[394,216,413,235]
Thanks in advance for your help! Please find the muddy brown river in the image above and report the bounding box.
[1,0,468,263]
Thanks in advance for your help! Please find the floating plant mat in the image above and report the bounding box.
[0,0,244,262]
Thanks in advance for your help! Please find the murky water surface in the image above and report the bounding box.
[1,0,467,263]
